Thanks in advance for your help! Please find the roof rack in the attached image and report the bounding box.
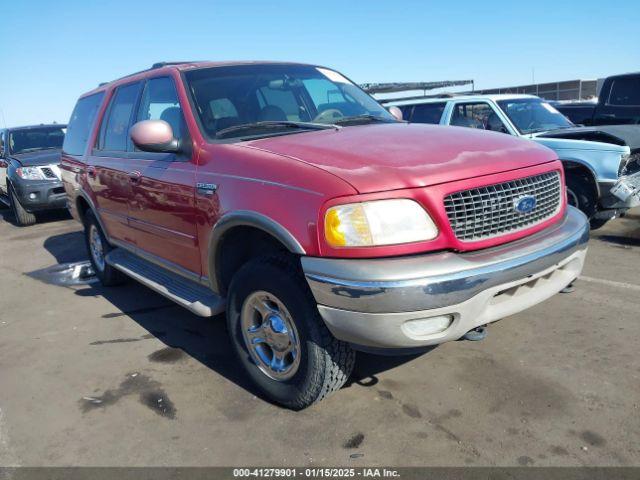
[361,80,474,95]
[379,92,466,104]
[151,61,198,69]
[98,61,198,88]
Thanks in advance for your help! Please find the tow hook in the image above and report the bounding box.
[462,325,487,341]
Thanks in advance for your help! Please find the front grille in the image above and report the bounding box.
[444,171,562,241]
[40,167,57,179]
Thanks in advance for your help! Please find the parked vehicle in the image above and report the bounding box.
[386,94,639,228]
[62,62,589,409]
[0,124,68,225]
[555,72,640,126]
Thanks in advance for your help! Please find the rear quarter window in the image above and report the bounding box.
[63,92,105,156]
[409,102,446,124]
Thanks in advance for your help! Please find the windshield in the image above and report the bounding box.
[9,127,66,154]
[497,99,574,134]
[184,64,396,140]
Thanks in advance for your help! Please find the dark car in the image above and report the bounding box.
[0,124,68,225]
[556,72,640,126]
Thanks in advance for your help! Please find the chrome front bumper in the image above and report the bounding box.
[302,206,590,349]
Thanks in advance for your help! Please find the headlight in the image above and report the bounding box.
[324,198,438,247]
[16,167,45,180]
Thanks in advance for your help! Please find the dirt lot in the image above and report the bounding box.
[0,206,638,467]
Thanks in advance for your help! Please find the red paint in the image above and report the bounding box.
[61,62,567,282]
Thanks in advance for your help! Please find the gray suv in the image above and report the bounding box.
[0,124,67,225]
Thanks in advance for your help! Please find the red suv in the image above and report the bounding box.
[61,61,589,409]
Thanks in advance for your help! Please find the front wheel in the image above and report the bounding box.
[565,174,601,228]
[9,186,36,226]
[227,255,355,410]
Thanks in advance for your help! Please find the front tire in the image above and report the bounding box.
[84,211,125,286]
[9,185,36,226]
[565,174,602,228]
[227,255,355,410]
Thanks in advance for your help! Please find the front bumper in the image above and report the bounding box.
[302,206,590,349]
[598,175,640,214]
[608,173,640,208]
[12,178,67,212]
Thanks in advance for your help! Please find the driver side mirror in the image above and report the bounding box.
[387,106,403,121]
[130,120,180,153]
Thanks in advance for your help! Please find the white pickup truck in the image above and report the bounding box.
[385,94,640,228]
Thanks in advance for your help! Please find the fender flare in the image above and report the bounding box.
[207,210,306,293]
[559,159,601,198]
[75,190,110,240]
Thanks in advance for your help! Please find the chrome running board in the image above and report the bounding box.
[105,248,225,317]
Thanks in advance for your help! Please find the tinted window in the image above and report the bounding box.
[608,78,640,106]
[137,77,184,139]
[101,82,142,151]
[398,105,414,121]
[0,131,5,156]
[64,93,104,156]
[9,127,66,154]
[410,103,446,124]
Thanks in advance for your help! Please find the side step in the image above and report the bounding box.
[105,248,225,317]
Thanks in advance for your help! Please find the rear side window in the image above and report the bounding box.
[136,77,184,139]
[100,82,142,151]
[63,92,104,156]
[608,78,640,106]
[410,103,446,124]
[398,105,413,121]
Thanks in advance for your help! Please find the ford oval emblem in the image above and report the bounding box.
[514,195,537,214]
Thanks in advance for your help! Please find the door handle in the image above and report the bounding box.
[128,170,142,184]
[87,166,96,178]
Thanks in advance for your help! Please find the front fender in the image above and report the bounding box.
[207,210,306,293]
[533,137,629,183]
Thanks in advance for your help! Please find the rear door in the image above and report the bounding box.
[126,76,200,275]
[88,81,143,246]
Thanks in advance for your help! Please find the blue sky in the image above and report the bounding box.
[1,0,638,126]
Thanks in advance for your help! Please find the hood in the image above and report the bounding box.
[243,123,557,193]
[536,126,640,152]
[531,134,630,155]
[10,149,62,167]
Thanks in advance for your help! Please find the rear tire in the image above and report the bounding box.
[84,210,125,286]
[9,185,36,226]
[226,254,355,410]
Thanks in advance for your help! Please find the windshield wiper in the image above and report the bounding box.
[216,121,339,139]
[334,114,397,126]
